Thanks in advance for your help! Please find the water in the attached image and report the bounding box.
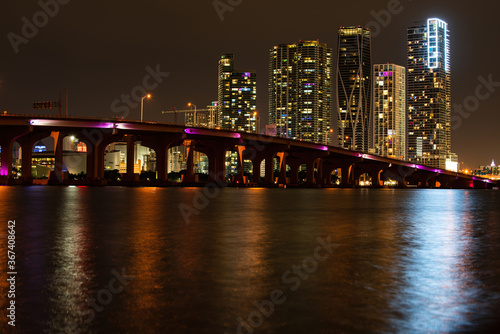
[1,186,500,333]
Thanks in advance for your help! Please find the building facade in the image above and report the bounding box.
[336,26,372,152]
[269,41,332,144]
[217,53,257,132]
[407,18,454,169]
[373,64,406,160]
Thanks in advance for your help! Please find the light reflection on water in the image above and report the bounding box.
[0,187,499,333]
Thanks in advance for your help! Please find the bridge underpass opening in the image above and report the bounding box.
[259,157,280,183]
[29,136,56,180]
[168,146,186,182]
[329,169,340,186]
[357,173,372,187]
[243,160,253,183]
[104,141,155,182]
[62,135,88,181]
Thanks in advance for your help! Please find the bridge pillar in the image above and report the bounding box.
[48,131,66,185]
[139,133,184,184]
[124,134,137,182]
[277,152,287,185]
[251,157,263,183]
[183,141,197,183]
[0,127,32,184]
[233,145,245,184]
[0,140,13,182]
[15,132,50,184]
[85,142,97,181]
[368,169,383,188]
[264,154,276,184]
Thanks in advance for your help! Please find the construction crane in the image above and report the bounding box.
[162,108,217,128]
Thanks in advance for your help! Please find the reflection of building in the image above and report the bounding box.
[407,18,455,169]
[218,53,257,132]
[269,41,332,144]
[337,26,372,151]
[373,64,406,160]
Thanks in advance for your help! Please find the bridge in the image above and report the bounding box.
[0,114,496,189]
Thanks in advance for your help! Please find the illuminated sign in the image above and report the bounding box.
[34,145,46,152]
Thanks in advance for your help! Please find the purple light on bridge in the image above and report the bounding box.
[318,145,328,151]
[30,119,115,128]
[0,166,8,176]
[184,128,241,139]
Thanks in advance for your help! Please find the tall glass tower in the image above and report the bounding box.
[336,26,372,152]
[269,41,332,144]
[407,18,452,169]
[373,64,406,160]
[217,54,257,132]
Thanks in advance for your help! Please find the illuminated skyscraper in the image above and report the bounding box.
[373,64,406,160]
[269,41,332,144]
[217,54,257,132]
[407,18,454,169]
[336,26,372,151]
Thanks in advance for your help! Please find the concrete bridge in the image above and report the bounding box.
[0,114,496,189]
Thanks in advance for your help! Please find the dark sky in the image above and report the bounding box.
[1,0,499,169]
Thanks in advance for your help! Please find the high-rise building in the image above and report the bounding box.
[407,18,454,169]
[373,64,406,160]
[336,26,372,152]
[217,54,257,132]
[269,41,332,144]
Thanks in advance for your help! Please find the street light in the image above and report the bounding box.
[140,94,151,122]
[188,102,197,126]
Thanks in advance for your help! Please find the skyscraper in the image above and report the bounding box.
[217,54,257,132]
[269,41,332,144]
[336,26,372,152]
[407,18,453,169]
[373,64,406,160]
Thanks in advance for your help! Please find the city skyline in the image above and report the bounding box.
[1,1,499,169]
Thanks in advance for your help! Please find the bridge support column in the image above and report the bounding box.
[233,146,245,184]
[156,147,167,183]
[48,131,66,185]
[0,140,13,183]
[252,157,263,183]
[264,154,275,184]
[0,127,32,184]
[368,169,383,188]
[277,152,287,185]
[21,143,33,184]
[85,142,97,182]
[124,134,137,182]
[183,141,197,183]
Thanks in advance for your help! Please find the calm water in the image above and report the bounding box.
[1,186,500,333]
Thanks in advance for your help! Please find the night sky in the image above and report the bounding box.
[1,0,499,169]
